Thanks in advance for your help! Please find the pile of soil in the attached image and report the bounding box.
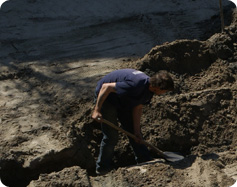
[30,11,237,187]
[0,4,237,187]
[89,11,237,186]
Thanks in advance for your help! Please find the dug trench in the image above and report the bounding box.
[1,6,237,187]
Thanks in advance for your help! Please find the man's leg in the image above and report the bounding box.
[96,100,118,174]
[118,110,152,164]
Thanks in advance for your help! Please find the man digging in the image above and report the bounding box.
[92,69,174,175]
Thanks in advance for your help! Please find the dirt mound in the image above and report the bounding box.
[136,40,214,74]
[28,166,90,187]
[86,11,237,186]
[131,20,237,156]
[75,10,237,187]
[128,31,237,156]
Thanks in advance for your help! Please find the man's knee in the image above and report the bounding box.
[102,131,119,146]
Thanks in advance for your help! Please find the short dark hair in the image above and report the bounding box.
[150,70,174,91]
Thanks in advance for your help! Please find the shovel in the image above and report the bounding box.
[101,118,184,162]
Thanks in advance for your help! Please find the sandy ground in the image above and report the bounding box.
[0,0,237,187]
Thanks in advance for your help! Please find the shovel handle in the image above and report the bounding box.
[101,119,167,159]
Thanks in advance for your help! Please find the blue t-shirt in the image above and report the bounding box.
[95,69,153,110]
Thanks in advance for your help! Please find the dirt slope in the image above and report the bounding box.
[31,11,237,187]
[1,29,237,187]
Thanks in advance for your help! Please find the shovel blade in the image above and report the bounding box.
[163,151,184,162]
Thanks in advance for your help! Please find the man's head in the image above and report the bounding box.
[149,70,174,95]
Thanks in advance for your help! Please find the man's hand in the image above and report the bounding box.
[92,110,102,122]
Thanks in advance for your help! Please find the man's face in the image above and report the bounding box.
[153,88,168,95]
[149,86,168,95]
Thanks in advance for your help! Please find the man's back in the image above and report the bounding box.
[95,69,153,110]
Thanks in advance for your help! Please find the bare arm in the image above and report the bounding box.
[92,82,116,122]
[132,104,143,143]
